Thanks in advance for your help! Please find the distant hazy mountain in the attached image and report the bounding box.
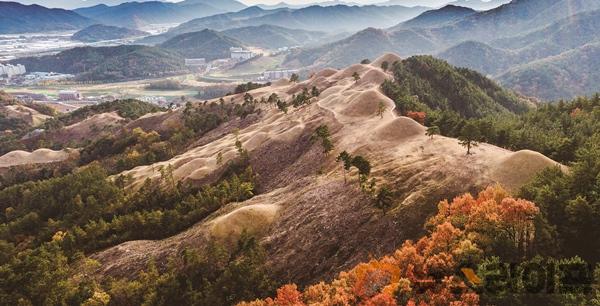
[257,1,362,10]
[447,0,509,10]
[74,1,224,29]
[439,0,600,42]
[137,6,283,44]
[14,0,247,10]
[390,4,475,30]
[71,24,149,42]
[376,0,508,10]
[440,9,600,75]
[12,0,158,9]
[492,7,600,53]
[281,0,600,101]
[176,0,246,12]
[222,25,327,49]
[0,1,93,34]
[438,8,600,100]
[499,42,600,100]
[160,29,243,60]
[160,4,429,36]
[10,45,186,81]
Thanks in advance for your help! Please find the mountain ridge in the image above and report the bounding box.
[71,24,149,42]
[159,29,244,61]
[0,1,93,34]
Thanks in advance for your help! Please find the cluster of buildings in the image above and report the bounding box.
[1,68,74,86]
[23,72,73,84]
[0,63,26,77]
[261,69,300,81]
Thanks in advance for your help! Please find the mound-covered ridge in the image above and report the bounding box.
[88,54,562,286]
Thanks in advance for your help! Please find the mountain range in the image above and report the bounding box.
[259,0,509,10]
[282,0,600,100]
[12,0,247,10]
[73,1,225,29]
[12,0,508,10]
[142,4,431,44]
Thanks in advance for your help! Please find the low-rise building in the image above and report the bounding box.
[11,92,48,102]
[58,90,82,101]
[230,47,255,61]
[262,69,300,81]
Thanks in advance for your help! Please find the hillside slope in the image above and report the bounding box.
[222,25,327,49]
[88,54,560,286]
[498,42,600,101]
[441,9,600,76]
[160,29,243,60]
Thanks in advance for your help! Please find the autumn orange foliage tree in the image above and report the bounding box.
[239,186,540,306]
[406,111,426,125]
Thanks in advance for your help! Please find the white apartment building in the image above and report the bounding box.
[0,64,26,77]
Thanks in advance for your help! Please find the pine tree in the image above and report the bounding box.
[336,151,353,183]
[426,126,441,139]
[375,185,394,215]
[458,122,480,155]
